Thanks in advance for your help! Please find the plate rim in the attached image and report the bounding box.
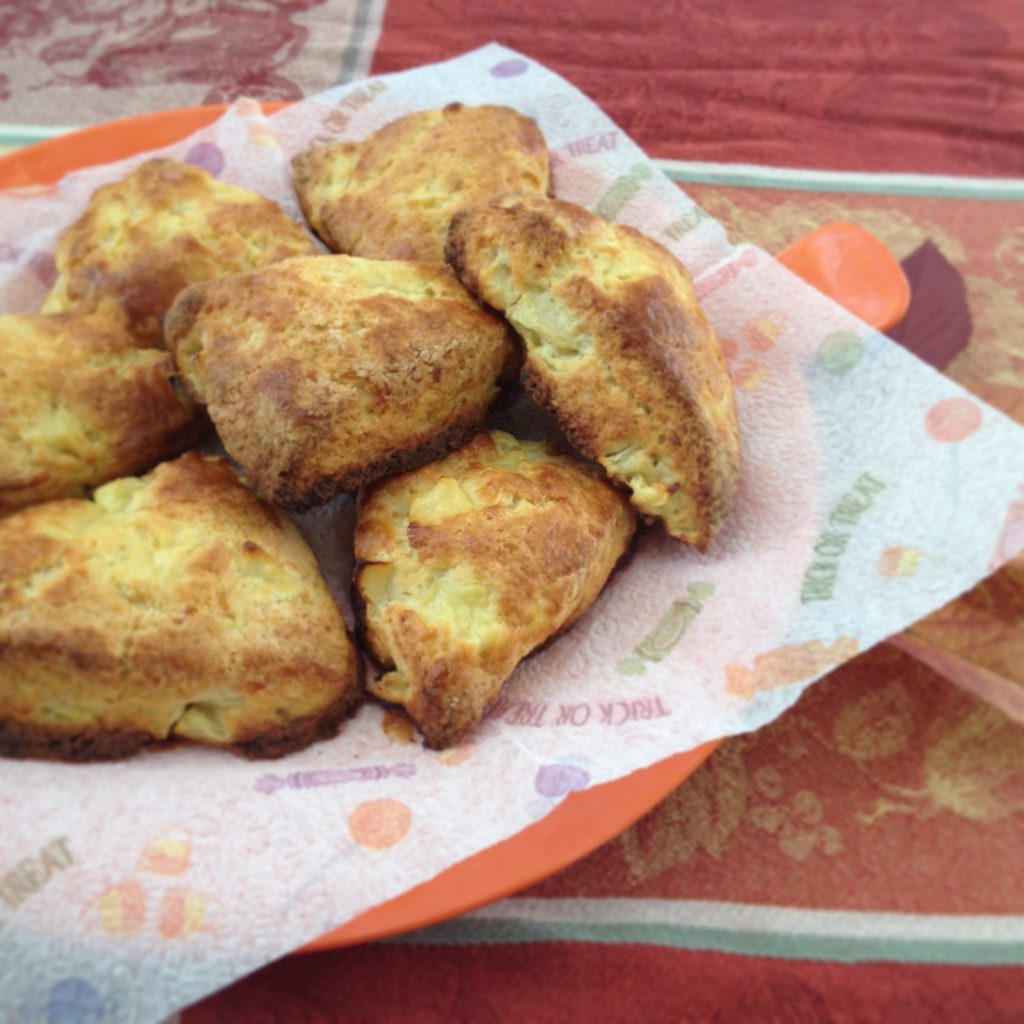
[0,105,718,951]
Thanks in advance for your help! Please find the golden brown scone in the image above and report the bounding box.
[0,452,362,762]
[42,159,317,346]
[165,254,517,511]
[355,430,636,749]
[292,103,549,264]
[0,312,206,514]
[446,195,741,550]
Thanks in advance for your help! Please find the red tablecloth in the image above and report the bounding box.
[3,0,1023,176]
[1,2,1022,1020]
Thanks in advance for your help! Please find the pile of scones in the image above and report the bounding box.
[0,104,741,760]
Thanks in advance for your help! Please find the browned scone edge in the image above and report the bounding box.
[0,671,364,763]
[267,402,499,512]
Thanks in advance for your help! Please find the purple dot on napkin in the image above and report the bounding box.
[490,59,529,78]
[184,141,225,178]
[535,763,590,797]
[46,977,104,1024]
[28,251,56,288]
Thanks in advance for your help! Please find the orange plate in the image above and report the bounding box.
[310,741,718,950]
[0,106,719,951]
[0,103,284,188]
[777,221,911,333]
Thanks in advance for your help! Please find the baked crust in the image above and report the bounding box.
[0,685,360,762]
[0,452,363,761]
[446,195,741,550]
[42,159,316,346]
[292,103,549,264]
[0,312,207,513]
[354,430,636,748]
[165,255,518,510]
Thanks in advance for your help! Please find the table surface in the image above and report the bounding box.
[2,2,1022,1021]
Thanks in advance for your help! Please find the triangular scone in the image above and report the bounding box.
[42,159,316,346]
[355,431,636,749]
[0,313,206,513]
[0,453,362,762]
[165,255,517,510]
[292,103,549,264]
[446,195,741,550]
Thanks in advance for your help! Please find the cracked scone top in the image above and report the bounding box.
[292,103,550,264]
[42,158,316,346]
[446,194,741,550]
[0,312,206,513]
[165,254,517,510]
[0,452,362,762]
[355,431,636,749]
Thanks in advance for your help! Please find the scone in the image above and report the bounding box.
[292,103,549,264]
[446,195,741,550]
[355,431,636,748]
[165,254,517,510]
[0,313,206,513]
[42,159,317,346]
[0,452,362,761]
